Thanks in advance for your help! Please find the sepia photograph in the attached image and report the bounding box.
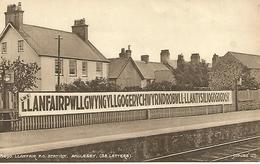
[0,0,259,162]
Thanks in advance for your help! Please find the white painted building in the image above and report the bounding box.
[0,3,109,91]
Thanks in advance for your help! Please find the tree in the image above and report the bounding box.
[0,57,40,93]
[238,68,259,90]
[174,61,209,89]
[209,54,259,90]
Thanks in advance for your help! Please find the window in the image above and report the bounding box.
[69,59,77,76]
[82,61,88,77]
[1,42,7,54]
[96,62,103,72]
[18,40,24,52]
[96,62,103,78]
[55,58,63,75]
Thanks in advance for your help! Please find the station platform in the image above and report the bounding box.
[0,110,260,156]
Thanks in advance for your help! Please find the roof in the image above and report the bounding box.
[167,60,177,69]
[108,57,171,79]
[12,24,108,62]
[108,57,130,79]
[228,51,260,69]
[135,61,170,79]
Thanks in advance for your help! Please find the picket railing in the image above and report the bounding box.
[5,104,234,131]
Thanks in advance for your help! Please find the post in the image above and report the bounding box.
[147,109,151,119]
[235,78,238,111]
[2,66,6,109]
[55,35,62,92]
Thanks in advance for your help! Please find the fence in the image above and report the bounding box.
[2,90,260,131]
[6,104,233,131]
[238,89,260,110]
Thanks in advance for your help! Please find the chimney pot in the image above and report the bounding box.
[18,2,22,10]
[125,45,131,58]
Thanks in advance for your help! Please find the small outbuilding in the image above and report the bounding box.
[108,47,175,88]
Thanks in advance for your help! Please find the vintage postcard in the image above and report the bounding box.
[0,0,259,162]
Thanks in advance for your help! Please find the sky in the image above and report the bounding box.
[1,0,260,63]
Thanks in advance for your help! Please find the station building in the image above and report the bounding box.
[0,3,109,91]
[108,47,176,88]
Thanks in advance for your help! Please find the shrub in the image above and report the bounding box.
[60,78,121,92]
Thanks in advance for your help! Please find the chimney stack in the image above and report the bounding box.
[160,49,170,64]
[141,55,149,63]
[177,54,185,70]
[5,2,24,30]
[119,48,126,58]
[191,53,200,64]
[72,18,88,42]
[119,45,131,58]
[125,45,132,58]
[212,53,219,67]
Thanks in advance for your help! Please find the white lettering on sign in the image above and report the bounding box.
[19,91,232,116]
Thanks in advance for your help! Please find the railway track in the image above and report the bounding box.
[146,135,260,162]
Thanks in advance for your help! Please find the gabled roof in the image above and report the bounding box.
[108,57,131,79]
[228,51,260,69]
[1,23,109,62]
[108,57,171,80]
[135,61,170,79]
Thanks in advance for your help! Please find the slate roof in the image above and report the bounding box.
[135,61,170,79]
[167,60,177,69]
[228,51,260,69]
[16,24,108,62]
[108,57,130,79]
[108,57,171,79]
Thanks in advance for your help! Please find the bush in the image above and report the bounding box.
[60,78,121,92]
[143,81,198,91]
[60,79,205,92]
[122,86,142,92]
[144,81,174,91]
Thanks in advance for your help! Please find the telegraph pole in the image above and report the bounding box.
[55,35,62,92]
[1,66,6,109]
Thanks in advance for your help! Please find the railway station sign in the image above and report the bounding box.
[18,91,232,116]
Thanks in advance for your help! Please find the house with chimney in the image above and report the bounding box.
[209,51,260,90]
[0,3,109,91]
[108,47,176,88]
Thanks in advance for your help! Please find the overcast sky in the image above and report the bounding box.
[1,0,260,63]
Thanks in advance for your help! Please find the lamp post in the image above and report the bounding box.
[55,35,62,92]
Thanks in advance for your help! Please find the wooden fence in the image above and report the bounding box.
[2,89,260,131]
[6,104,234,131]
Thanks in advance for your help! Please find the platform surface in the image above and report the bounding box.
[0,110,260,155]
